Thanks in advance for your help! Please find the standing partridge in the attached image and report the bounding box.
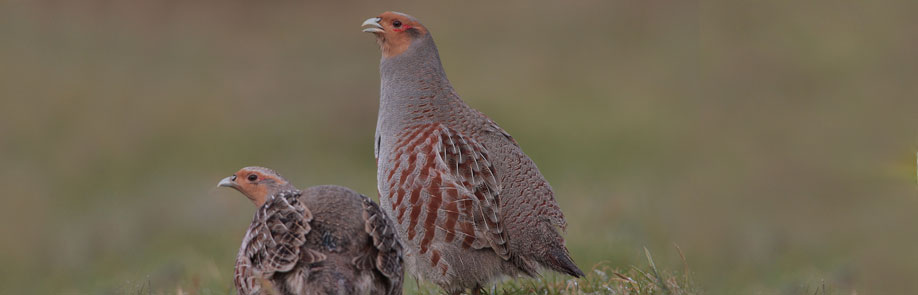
[362,11,583,294]
[218,166,403,295]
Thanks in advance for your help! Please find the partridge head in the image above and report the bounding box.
[218,166,294,207]
[362,11,429,58]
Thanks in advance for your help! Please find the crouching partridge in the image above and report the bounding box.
[218,166,403,295]
[362,11,583,295]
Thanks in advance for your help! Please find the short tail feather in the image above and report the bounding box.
[543,247,584,278]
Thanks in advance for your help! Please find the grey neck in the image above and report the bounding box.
[379,34,455,110]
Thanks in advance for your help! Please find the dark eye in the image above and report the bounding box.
[247,174,258,181]
[393,20,402,28]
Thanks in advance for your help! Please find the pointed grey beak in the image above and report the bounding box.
[218,176,236,188]
[362,17,383,33]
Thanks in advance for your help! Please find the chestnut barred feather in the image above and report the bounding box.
[383,123,509,265]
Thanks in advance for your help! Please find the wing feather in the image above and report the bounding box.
[386,123,510,262]
[233,190,319,294]
[359,195,404,295]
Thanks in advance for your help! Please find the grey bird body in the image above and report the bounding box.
[366,12,582,294]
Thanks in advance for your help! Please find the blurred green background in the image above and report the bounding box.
[1,0,915,294]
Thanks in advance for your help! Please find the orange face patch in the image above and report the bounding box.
[372,11,428,58]
[230,168,287,207]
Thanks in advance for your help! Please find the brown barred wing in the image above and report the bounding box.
[382,123,510,274]
[356,195,405,295]
[233,190,325,294]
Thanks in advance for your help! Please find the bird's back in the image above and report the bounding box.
[446,102,582,277]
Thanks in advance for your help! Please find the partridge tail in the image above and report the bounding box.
[531,223,584,277]
[542,247,585,278]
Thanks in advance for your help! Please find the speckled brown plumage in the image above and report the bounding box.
[363,12,583,295]
[219,167,403,295]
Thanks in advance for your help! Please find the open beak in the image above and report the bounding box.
[362,17,383,33]
[218,176,236,188]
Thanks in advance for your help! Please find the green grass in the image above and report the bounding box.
[160,249,698,295]
[473,252,698,295]
[406,264,697,295]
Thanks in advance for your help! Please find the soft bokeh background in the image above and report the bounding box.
[1,0,915,293]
